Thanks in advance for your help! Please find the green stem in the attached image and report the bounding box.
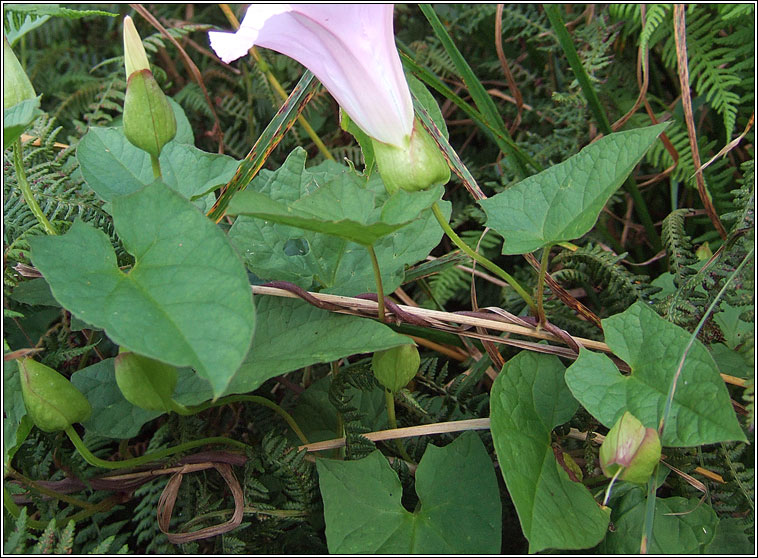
[385,389,399,430]
[640,464,659,554]
[384,390,414,463]
[431,202,537,314]
[3,486,22,519]
[64,426,248,470]
[3,486,49,530]
[4,482,117,530]
[544,5,661,252]
[183,395,310,445]
[536,245,552,326]
[150,153,162,179]
[13,138,57,235]
[367,245,386,323]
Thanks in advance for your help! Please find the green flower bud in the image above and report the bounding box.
[123,69,177,158]
[122,16,176,158]
[115,351,177,412]
[3,35,37,110]
[19,358,91,432]
[371,344,420,393]
[599,411,661,484]
[123,16,150,79]
[371,118,450,195]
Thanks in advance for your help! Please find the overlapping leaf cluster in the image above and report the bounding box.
[3,3,753,555]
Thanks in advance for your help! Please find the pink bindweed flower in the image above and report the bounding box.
[209,4,414,149]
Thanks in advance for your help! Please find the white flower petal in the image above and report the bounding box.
[208,28,257,64]
[209,4,413,148]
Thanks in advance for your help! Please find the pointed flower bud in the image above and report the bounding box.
[599,411,661,484]
[372,344,420,393]
[122,16,176,158]
[123,16,150,79]
[19,358,92,432]
[4,35,37,110]
[115,351,178,412]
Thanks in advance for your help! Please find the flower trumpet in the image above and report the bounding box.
[209,4,449,193]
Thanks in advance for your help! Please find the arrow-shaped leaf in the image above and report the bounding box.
[481,123,668,254]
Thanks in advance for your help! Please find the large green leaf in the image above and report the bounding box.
[8,277,59,307]
[229,148,449,295]
[223,296,410,395]
[599,484,718,553]
[227,172,443,246]
[480,123,668,254]
[490,351,610,552]
[71,359,213,439]
[29,181,255,397]
[4,96,42,149]
[76,126,238,207]
[565,302,745,446]
[703,517,754,555]
[317,431,501,554]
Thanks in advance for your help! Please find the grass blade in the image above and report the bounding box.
[418,4,530,179]
[207,70,320,222]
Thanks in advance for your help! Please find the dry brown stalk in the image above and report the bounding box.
[672,4,728,240]
[251,285,747,389]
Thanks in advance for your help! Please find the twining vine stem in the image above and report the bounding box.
[13,138,57,236]
[171,394,310,445]
[367,245,387,323]
[64,426,248,470]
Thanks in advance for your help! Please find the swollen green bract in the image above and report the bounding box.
[20,358,92,432]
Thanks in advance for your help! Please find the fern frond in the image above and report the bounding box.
[662,208,699,287]
[639,5,672,53]
[260,432,318,511]
[328,362,378,460]
[660,6,748,137]
[555,243,658,315]
[4,508,32,553]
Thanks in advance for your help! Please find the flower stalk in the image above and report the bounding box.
[64,426,248,470]
[13,139,57,235]
[431,202,537,314]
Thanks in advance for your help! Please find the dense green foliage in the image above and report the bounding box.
[4,4,754,554]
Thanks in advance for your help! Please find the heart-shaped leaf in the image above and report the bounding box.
[227,158,443,246]
[77,126,238,207]
[223,296,411,395]
[318,431,501,554]
[565,302,745,446]
[30,181,255,397]
[490,351,610,552]
[599,485,718,553]
[71,359,213,439]
[228,148,448,295]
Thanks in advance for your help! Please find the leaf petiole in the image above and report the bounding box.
[431,202,537,314]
